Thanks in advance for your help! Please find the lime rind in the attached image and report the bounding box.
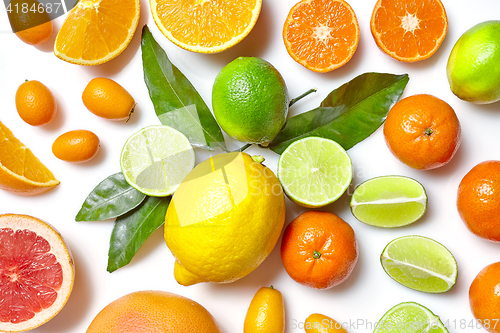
[381,235,458,294]
[277,137,352,208]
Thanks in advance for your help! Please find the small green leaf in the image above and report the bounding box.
[141,25,227,152]
[75,172,146,222]
[107,196,170,272]
[267,72,409,154]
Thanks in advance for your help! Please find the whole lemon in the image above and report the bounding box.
[447,21,500,104]
[212,57,289,145]
[82,78,135,121]
[165,152,286,286]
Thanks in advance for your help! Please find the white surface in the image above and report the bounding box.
[0,1,499,332]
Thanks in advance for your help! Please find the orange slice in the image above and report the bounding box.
[370,0,448,62]
[150,0,262,53]
[0,121,59,196]
[283,0,360,73]
[54,0,140,66]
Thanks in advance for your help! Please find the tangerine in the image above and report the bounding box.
[469,262,500,333]
[82,78,135,121]
[16,80,57,126]
[52,130,100,163]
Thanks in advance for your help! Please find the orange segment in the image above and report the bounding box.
[0,121,59,196]
[370,0,448,62]
[150,0,262,53]
[283,0,360,73]
[54,0,140,66]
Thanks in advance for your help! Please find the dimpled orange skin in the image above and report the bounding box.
[15,21,53,45]
[457,161,500,242]
[469,262,500,333]
[82,78,135,121]
[383,94,461,170]
[52,130,100,163]
[86,290,223,333]
[280,211,358,290]
[16,80,57,126]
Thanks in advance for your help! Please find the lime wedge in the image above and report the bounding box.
[350,176,427,228]
[277,137,352,208]
[374,302,449,333]
[120,125,195,197]
[381,235,457,293]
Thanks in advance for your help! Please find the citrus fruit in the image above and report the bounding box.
[304,313,347,333]
[469,262,500,333]
[52,130,100,163]
[381,235,457,294]
[0,121,59,196]
[280,211,358,290]
[244,286,285,333]
[447,20,500,104]
[150,0,261,53]
[120,125,194,197]
[7,0,53,46]
[164,152,285,286]
[86,290,222,333]
[350,176,427,228]
[212,57,289,145]
[383,94,461,170]
[0,214,74,333]
[54,0,140,66]
[457,160,500,242]
[283,0,359,72]
[277,137,352,208]
[16,80,57,126]
[370,0,448,62]
[374,302,449,333]
[82,78,135,121]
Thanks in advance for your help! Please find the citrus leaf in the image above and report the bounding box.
[107,196,170,273]
[141,25,227,152]
[267,72,409,154]
[75,172,146,222]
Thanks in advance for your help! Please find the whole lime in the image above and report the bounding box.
[447,20,500,104]
[212,57,289,145]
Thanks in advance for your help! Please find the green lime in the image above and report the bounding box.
[212,57,289,145]
[120,125,195,197]
[350,176,427,228]
[447,20,500,104]
[374,302,449,333]
[381,235,457,294]
[277,137,352,208]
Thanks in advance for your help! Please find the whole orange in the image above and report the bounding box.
[52,130,100,163]
[469,262,500,333]
[383,94,461,170]
[16,80,57,126]
[82,78,135,121]
[457,161,500,242]
[86,290,223,333]
[280,211,358,289]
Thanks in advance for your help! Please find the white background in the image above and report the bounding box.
[0,0,499,332]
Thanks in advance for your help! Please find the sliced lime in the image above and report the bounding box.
[350,176,427,228]
[277,137,352,208]
[120,125,195,197]
[374,302,449,333]
[381,235,457,293]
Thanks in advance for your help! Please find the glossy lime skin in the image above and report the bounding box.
[447,20,500,104]
[212,57,289,145]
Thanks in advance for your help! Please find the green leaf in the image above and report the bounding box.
[107,196,171,273]
[75,172,146,222]
[141,25,227,152]
[267,72,410,154]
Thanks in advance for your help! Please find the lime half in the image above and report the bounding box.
[374,302,449,333]
[277,137,352,208]
[120,125,195,197]
[350,176,427,228]
[381,235,457,294]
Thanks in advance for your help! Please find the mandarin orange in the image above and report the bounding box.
[470,262,500,333]
[16,80,57,126]
[52,130,100,163]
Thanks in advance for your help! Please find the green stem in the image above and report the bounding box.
[230,143,252,153]
[313,250,321,259]
[289,88,317,107]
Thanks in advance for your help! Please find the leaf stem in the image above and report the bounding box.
[230,143,252,153]
[289,88,317,107]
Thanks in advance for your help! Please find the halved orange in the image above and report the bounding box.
[150,0,262,53]
[0,121,59,196]
[370,0,448,62]
[54,0,140,66]
[283,0,360,73]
